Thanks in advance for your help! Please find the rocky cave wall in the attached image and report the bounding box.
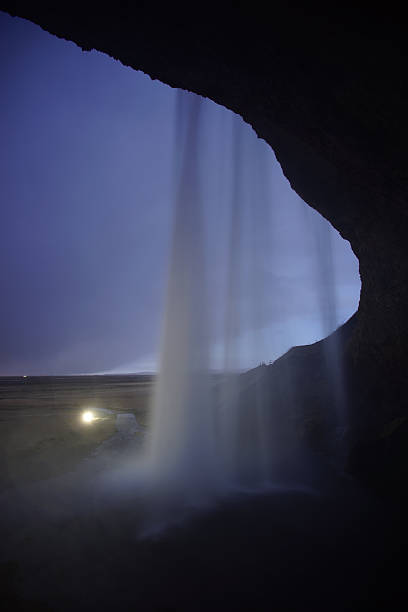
[2,2,408,486]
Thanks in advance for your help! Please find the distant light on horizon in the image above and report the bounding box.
[81,410,95,424]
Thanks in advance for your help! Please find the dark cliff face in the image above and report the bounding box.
[2,3,408,485]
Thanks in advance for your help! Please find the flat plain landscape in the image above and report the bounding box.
[0,375,154,490]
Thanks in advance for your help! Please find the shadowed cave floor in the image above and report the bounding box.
[1,450,404,612]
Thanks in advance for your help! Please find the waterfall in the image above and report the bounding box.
[145,90,278,507]
[139,88,353,517]
[146,93,217,505]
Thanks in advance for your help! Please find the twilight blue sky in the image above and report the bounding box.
[0,12,361,375]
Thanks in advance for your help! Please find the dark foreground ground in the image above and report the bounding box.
[0,376,406,611]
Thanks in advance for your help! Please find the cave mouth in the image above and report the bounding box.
[3,9,407,612]
[0,11,360,377]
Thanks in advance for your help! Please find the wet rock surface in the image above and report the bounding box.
[0,451,404,611]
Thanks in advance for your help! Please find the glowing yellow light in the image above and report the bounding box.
[82,410,95,424]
